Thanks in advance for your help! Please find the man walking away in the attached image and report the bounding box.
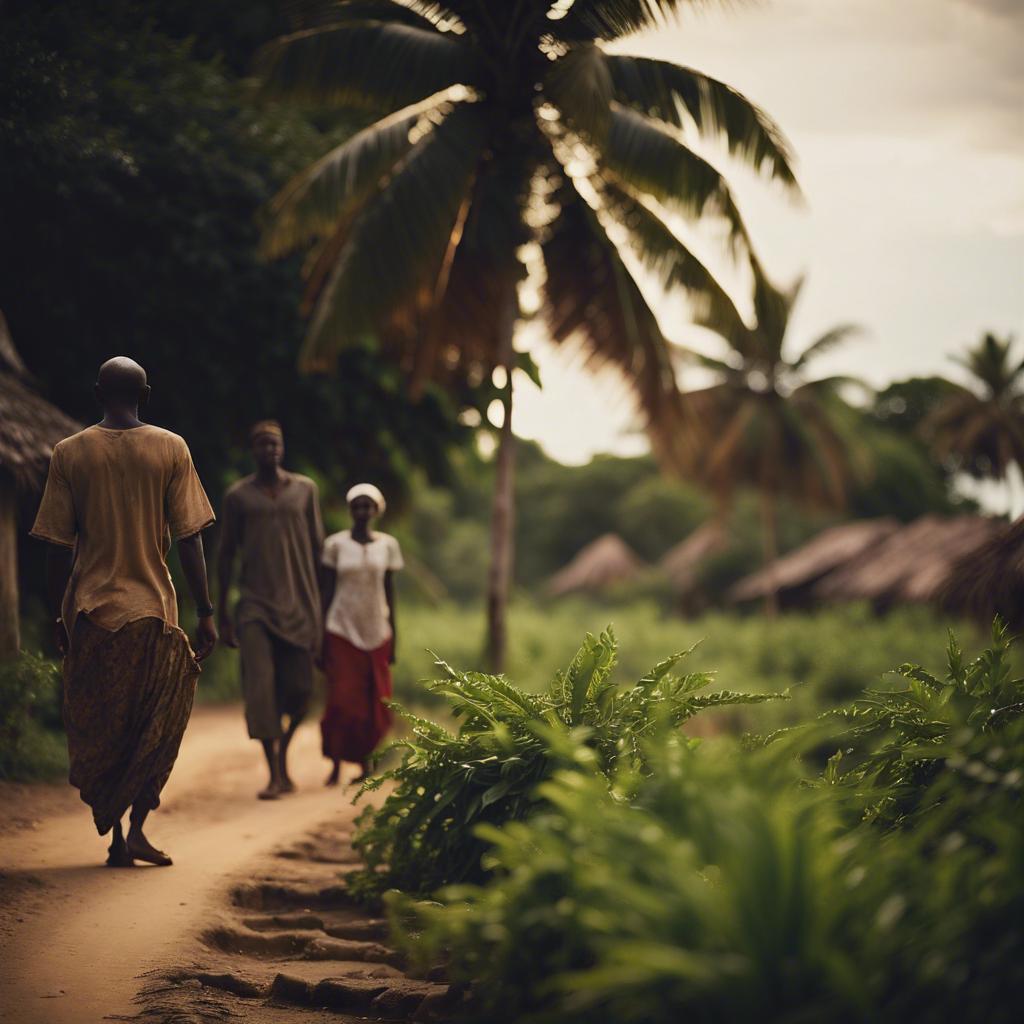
[217,421,323,799]
[31,357,217,867]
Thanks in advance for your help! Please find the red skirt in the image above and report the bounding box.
[320,632,393,763]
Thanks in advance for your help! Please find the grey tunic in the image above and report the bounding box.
[221,472,324,651]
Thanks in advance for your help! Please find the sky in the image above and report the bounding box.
[513,0,1024,508]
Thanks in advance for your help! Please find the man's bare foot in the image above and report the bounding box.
[125,828,172,867]
[325,762,341,787]
[257,780,283,800]
[106,834,134,868]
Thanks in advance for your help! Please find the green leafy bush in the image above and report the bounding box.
[823,618,1024,827]
[351,629,781,899]
[0,651,67,780]
[380,626,1024,1023]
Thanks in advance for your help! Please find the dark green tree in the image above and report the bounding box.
[0,0,478,508]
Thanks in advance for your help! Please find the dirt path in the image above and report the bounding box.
[0,705,375,1024]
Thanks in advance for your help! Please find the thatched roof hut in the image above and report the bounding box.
[813,515,1002,607]
[1,311,80,487]
[942,515,1024,629]
[729,518,901,605]
[547,533,647,597]
[0,310,80,656]
[660,521,728,595]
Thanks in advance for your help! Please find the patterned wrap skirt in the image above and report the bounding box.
[64,615,200,835]
[320,632,393,763]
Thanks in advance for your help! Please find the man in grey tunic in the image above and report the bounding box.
[217,420,324,799]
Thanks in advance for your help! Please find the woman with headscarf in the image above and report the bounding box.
[319,483,403,785]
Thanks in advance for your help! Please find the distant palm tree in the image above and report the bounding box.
[924,333,1024,502]
[687,262,864,612]
[257,0,799,667]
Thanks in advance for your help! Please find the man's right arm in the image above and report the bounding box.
[44,545,73,655]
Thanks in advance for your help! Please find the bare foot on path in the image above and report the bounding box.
[125,829,173,867]
[0,704,363,1024]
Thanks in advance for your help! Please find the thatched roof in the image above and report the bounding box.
[0,311,80,486]
[814,515,1003,605]
[660,521,729,594]
[941,515,1024,629]
[729,518,901,603]
[547,533,647,597]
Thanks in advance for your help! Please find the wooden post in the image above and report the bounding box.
[0,472,20,658]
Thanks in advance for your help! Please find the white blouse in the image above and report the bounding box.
[322,530,403,651]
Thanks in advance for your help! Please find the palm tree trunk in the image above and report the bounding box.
[485,285,518,672]
[0,473,20,659]
[759,488,779,617]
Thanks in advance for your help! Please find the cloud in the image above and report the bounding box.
[954,0,1024,21]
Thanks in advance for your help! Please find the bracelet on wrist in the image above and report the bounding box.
[196,603,215,618]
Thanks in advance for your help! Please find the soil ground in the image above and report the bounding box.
[0,705,446,1024]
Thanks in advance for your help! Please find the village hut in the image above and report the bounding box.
[660,521,729,597]
[547,533,647,598]
[729,518,901,607]
[813,515,1002,609]
[0,311,80,656]
[941,515,1024,630]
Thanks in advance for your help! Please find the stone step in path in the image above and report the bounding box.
[122,818,463,1023]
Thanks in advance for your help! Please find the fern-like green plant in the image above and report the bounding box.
[823,617,1024,827]
[350,628,783,899]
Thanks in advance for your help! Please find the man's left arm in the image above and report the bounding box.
[306,480,325,563]
[177,532,218,661]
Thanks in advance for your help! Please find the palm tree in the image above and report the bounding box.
[686,262,864,612]
[924,333,1024,504]
[256,0,799,667]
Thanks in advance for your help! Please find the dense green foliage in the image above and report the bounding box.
[382,625,1024,1023]
[0,652,67,781]
[0,0,477,504]
[823,619,1024,827]
[391,601,1000,724]
[396,435,969,606]
[351,629,781,899]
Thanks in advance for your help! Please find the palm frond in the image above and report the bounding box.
[606,55,798,188]
[596,175,747,340]
[555,0,710,41]
[545,43,613,142]
[791,323,864,371]
[300,102,487,368]
[541,171,694,470]
[600,104,752,251]
[285,0,451,32]
[255,18,481,111]
[380,142,535,388]
[263,98,445,258]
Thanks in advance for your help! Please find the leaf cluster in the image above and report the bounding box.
[349,627,781,899]
[822,617,1024,828]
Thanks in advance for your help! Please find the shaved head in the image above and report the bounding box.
[96,357,148,403]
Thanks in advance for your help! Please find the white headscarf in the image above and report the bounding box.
[346,482,386,515]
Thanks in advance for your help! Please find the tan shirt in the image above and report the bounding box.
[30,424,215,633]
[220,473,324,651]
[322,530,403,651]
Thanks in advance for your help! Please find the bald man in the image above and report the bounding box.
[31,357,218,867]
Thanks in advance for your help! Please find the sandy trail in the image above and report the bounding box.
[0,704,362,1024]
